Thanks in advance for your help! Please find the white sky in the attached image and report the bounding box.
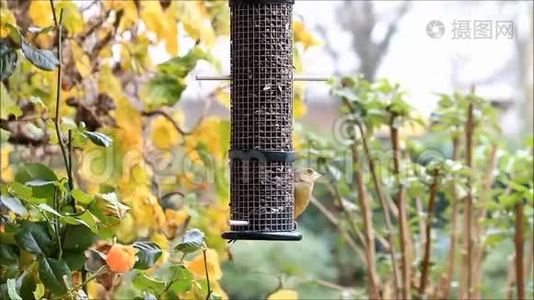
[293,1,530,116]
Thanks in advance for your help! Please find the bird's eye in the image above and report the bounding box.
[306,168,313,174]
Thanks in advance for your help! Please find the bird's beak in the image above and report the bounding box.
[314,171,322,180]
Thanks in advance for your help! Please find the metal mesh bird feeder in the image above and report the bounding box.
[224,0,298,241]
[197,0,326,241]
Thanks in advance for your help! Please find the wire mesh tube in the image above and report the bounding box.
[224,0,301,240]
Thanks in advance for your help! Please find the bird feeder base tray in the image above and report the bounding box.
[222,231,302,241]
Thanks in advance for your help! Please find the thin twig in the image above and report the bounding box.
[514,199,525,300]
[505,253,516,300]
[310,197,367,265]
[324,182,367,250]
[312,279,351,291]
[419,168,440,297]
[436,136,460,299]
[49,1,74,198]
[141,110,189,135]
[389,113,412,300]
[202,248,212,300]
[463,101,475,299]
[357,121,400,297]
[67,129,76,212]
[340,96,381,299]
[53,187,62,259]
[350,141,381,299]
[471,143,498,298]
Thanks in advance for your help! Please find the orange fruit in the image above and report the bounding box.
[105,244,138,273]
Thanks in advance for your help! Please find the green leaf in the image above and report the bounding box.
[37,203,62,217]
[75,210,100,233]
[142,75,186,110]
[0,128,10,143]
[175,228,205,253]
[133,241,162,270]
[26,179,56,187]
[0,244,19,265]
[84,131,113,147]
[14,163,57,182]
[7,182,33,202]
[167,265,194,294]
[133,272,166,295]
[33,283,45,300]
[0,42,18,80]
[20,270,37,300]
[21,41,59,71]
[142,47,216,110]
[63,250,85,270]
[6,278,22,300]
[38,256,71,296]
[0,195,28,216]
[14,222,55,255]
[4,23,22,46]
[71,188,93,205]
[62,225,95,252]
[15,163,58,199]
[498,193,522,208]
[157,47,215,77]
[95,192,129,219]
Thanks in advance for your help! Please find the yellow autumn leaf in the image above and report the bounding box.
[103,0,138,32]
[0,145,13,182]
[140,2,166,38]
[205,203,229,233]
[164,208,189,238]
[151,116,181,150]
[177,2,216,47]
[122,185,166,235]
[70,41,91,77]
[186,117,228,160]
[181,278,228,300]
[140,1,178,55]
[165,209,189,228]
[150,232,169,267]
[294,82,307,119]
[293,20,321,49]
[99,66,143,152]
[0,8,16,38]
[206,1,230,36]
[293,131,303,152]
[121,35,152,73]
[29,1,52,28]
[185,248,223,281]
[114,213,137,243]
[163,6,179,55]
[267,289,299,300]
[28,1,82,34]
[216,89,230,108]
[56,1,84,35]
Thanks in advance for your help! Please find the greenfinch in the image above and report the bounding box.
[294,168,321,219]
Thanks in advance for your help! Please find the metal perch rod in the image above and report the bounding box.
[196,75,329,81]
